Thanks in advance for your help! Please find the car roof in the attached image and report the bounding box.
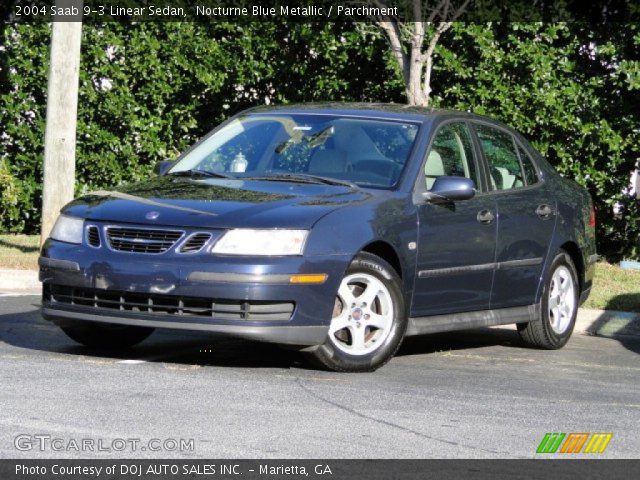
[247,102,485,123]
[244,102,554,173]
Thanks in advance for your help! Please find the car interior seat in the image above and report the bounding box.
[353,159,401,180]
[333,123,386,165]
[425,150,445,189]
[496,167,516,189]
[307,149,349,174]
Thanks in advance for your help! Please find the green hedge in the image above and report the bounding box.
[0,21,402,232]
[432,23,640,260]
[0,21,638,259]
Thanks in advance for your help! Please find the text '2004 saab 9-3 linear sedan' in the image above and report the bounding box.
[39,104,596,372]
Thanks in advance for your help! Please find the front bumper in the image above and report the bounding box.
[40,239,352,346]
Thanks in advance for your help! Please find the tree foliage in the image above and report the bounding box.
[373,0,471,106]
[431,23,639,259]
[0,21,638,259]
[0,20,400,232]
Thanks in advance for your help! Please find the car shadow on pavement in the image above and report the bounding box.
[0,299,305,369]
[0,297,536,370]
[604,334,640,357]
[397,327,524,357]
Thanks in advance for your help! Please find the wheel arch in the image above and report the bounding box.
[559,240,585,293]
[360,240,403,279]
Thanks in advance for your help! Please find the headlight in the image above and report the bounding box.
[50,214,84,244]
[212,229,308,256]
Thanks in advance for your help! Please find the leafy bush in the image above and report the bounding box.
[0,159,22,227]
[0,21,400,233]
[432,23,640,259]
[0,21,638,259]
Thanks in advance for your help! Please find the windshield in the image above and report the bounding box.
[170,114,420,188]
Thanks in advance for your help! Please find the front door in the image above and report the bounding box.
[412,122,497,317]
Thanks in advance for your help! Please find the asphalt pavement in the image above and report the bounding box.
[1,294,639,459]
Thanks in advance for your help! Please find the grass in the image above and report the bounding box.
[0,234,638,311]
[583,261,640,312]
[0,234,40,270]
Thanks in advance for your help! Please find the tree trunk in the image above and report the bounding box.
[40,7,83,246]
[375,0,470,107]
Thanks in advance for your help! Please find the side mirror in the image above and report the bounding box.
[424,176,476,202]
[154,160,175,176]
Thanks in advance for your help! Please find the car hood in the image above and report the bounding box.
[62,176,375,229]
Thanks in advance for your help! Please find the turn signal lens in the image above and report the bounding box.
[289,274,328,284]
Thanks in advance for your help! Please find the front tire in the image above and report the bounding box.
[306,252,407,372]
[61,321,154,349]
[518,251,579,349]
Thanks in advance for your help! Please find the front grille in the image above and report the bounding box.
[87,226,101,247]
[44,284,294,321]
[179,233,211,253]
[105,226,184,254]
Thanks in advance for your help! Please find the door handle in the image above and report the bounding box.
[536,204,553,219]
[477,209,495,225]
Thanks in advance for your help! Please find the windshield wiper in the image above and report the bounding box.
[244,173,357,189]
[293,173,357,188]
[167,169,235,179]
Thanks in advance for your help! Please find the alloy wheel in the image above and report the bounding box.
[328,273,394,356]
[548,265,576,334]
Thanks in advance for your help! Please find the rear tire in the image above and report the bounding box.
[306,252,407,372]
[61,321,154,349]
[518,251,578,349]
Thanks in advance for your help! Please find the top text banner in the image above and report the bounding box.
[3,0,640,23]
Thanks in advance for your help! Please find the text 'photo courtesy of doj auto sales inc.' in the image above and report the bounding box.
[12,462,335,478]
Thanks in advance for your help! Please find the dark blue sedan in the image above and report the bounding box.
[39,104,596,371]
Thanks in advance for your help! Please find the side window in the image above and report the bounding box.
[424,123,478,190]
[517,145,539,185]
[475,124,524,190]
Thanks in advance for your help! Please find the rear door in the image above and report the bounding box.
[472,123,556,309]
[412,121,497,317]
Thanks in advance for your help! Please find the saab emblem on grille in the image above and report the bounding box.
[145,211,160,220]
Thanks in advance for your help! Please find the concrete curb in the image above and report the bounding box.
[0,268,39,291]
[576,308,640,340]
[0,268,638,339]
